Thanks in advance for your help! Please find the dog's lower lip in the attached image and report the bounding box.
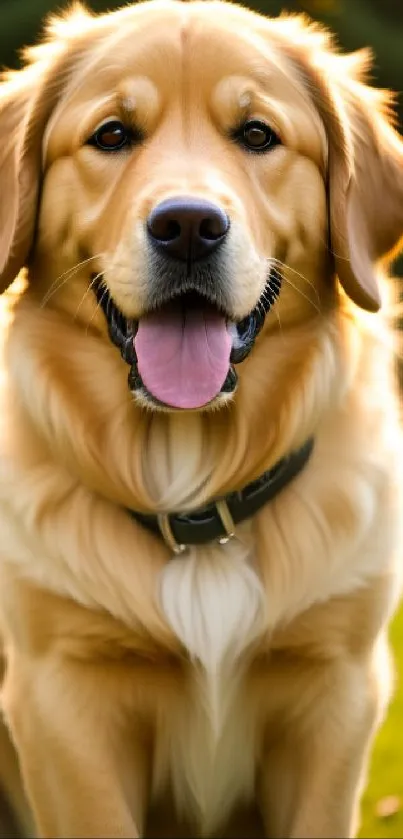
[93,279,138,365]
[230,267,282,364]
[230,311,265,364]
[91,268,281,405]
[221,366,238,393]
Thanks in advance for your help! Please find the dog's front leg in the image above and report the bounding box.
[2,650,150,839]
[258,649,389,839]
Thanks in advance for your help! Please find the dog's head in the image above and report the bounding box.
[1,0,402,413]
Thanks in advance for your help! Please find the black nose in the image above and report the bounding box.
[147,196,230,262]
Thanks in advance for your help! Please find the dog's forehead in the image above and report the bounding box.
[63,6,312,109]
[44,3,326,168]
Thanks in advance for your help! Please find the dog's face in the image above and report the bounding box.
[1,0,402,414]
[35,2,331,413]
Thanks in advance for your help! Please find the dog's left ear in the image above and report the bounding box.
[322,53,403,312]
[273,21,403,311]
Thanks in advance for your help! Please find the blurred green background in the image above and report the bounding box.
[0,0,402,837]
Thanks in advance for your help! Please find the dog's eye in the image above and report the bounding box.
[87,120,134,152]
[238,120,281,152]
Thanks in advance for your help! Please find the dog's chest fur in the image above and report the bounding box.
[154,536,265,833]
[142,409,398,832]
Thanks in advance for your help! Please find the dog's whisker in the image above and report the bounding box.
[73,272,104,323]
[271,257,321,309]
[84,281,109,336]
[281,275,321,314]
[41,255,103,309]
[41,273,76,310]
[258,291,285,342]
[272,300,286,345]
[269,260,321,314]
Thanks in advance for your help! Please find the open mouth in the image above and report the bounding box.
[93,270,281,410]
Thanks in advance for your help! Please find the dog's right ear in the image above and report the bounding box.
[0,5,93,292]
[0,75,42,292]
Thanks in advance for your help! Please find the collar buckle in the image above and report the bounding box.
[130,438,314,552]
[158,500,236,553]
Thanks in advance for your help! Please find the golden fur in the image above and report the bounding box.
[0,1,402,836]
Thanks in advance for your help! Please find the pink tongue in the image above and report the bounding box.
[134,306,232,409]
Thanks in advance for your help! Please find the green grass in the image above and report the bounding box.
[359,607,403,838]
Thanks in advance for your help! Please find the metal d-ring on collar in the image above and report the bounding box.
[157,499,236,554]
[157,513,187,555]
[131,438,315,554]
[215,500,236,544]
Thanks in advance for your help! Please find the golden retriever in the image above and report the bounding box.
[0,1,402,837]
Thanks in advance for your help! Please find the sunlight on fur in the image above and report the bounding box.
[0,1,401,837]
[159,533,266,674]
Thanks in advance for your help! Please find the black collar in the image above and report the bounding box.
[128,437,314,553]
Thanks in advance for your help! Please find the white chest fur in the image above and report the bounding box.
[155,534,266,833]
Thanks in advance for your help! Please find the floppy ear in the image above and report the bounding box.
[273,19,403,311]
[0,78,41,291]
[312,52,403,312]
[0,5,92,292]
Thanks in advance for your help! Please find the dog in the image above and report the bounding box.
[0,1,402,836]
